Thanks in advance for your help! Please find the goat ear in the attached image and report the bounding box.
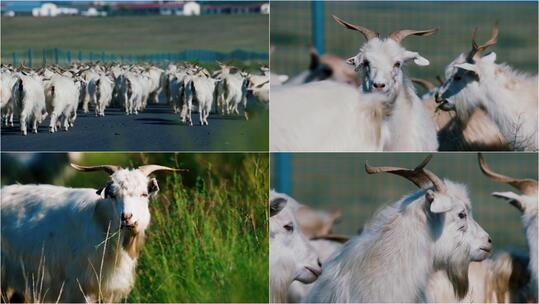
[492,191,525,212]
[482,52,496,63]
[427,190,453,213]
[455,63,478,74]
[270,197,287,217]
[148,178,159,196]
[403,51,430,66]
[96,187,106,197]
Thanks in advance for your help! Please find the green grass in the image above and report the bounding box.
[1,14,269,65]
[271,1,538,88]
[128,154,268,302]
[6,153,269,303]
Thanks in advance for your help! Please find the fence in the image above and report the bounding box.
[271,152,538,252]
[7,48,268,68]
[271,1,538,85]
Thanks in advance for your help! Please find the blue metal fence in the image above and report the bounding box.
[8,48,268,67]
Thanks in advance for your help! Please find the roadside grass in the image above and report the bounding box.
[126,154,269,302]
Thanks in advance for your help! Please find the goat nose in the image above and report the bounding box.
[121,212,133,221]
[373,82,385,89]
[317,258,322,267]
[488,237,492,244]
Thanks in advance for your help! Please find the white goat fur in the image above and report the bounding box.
[1,71,17,127]
[269,191,321,303]
[0,169,159,302]
[11,74,47,135]
[270,80,387,152]
[305,180,491,302]
[43,74,80,132]
[347,38,439,151]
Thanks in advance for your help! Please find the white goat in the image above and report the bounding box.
[412,78,508,150]
[305,155,492,302]
[80,69,100,114]
[42,74,80,132]
[94,75,114,117]
[334,15,439,151]
[222,72,249,119]
[269,191,322,303]
[436,22,538,151]
[1,71,17,127]
[184,74,217,126]
[0,163,185,302]
[478,153,538,294]
[270,80,387,152]
[11,74,47,135]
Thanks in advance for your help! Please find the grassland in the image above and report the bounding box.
[271,153,537,252]
[271,1,538,88]
[1,153,269,302]
[1,14,268,65]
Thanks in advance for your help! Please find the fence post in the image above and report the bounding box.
[274,153,292,194]
[312,1,325,54]
[67,50,72,64]
[27,48,33,67]
[12,52,17,65]
[78,50,83,62]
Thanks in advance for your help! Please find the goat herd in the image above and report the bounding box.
[270,154,538,303]
[0,61,269,135]
[271,17,538,152]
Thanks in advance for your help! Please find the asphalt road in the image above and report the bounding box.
[1,100,268,152]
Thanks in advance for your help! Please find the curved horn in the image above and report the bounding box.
[411,78,435,91]
[365,154,446,192]
[71,163,120,175]
[137,165,188,176]
[478,153,537,195]
[388,28,439,44]
[468,21,499,61]
[332,15,379,40]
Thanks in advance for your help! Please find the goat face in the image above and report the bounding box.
[270,195,322,284]
[429,181,492,298]
[99,169,157,234]
[435,53,496,114]
[347,38,430,97]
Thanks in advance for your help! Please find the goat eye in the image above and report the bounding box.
[141,193,148,198]
[454,75,462,81]
[363,60,370,67]
[394,62,401,68]
[283,223,294,232]
[458,211,467,219]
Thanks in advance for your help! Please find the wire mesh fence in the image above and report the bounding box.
[271,152,538,253]
[7,47,268,68]
[271,1,538,86]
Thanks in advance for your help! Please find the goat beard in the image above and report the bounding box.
[122,229,145,259]
[445,256,470,300]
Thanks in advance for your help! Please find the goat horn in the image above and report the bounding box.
[71,163,120,175]
[411,78,435,91]
[365,154,446,192]
[478,153,537,195]
[469,21,499,61]
[388,28,439,44]
[332,15,379,40]
[137,165,188,176]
